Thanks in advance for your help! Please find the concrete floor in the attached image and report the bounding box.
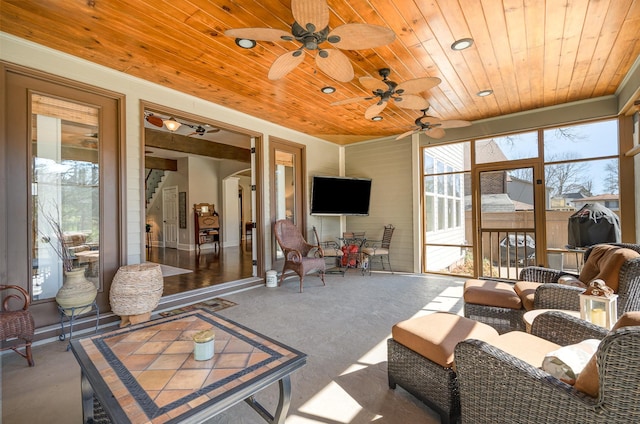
[1,271,466,423]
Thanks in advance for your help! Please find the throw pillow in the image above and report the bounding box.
[574,311,640,397]
[542,339,600,384]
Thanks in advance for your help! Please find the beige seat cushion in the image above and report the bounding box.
[392,312,499,368]
[579,245,639,292]
[514,281,542,311]
[574,311,640,397]
[361,247,388,256]
[464,279,522,310]
[490,331,561,368]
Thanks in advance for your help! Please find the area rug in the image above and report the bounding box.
[159,298,237,317]
[155,263,193,277]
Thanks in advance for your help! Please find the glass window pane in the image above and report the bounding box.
[476,131,538,164]
[437,198,445,230]
[423,153,434,174]
[32,94,100,301]
[424,175,434,193]
[544,158,618,202]
[423,143,470,171]
[425,195,435,232]
[544,120,618,162]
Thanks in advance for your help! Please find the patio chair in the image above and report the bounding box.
[361,224,394,274]
[455,311,640,423]
[463,242,640,333]
[313,226,345,275]
[274,220,325,292]
[1,284,35,366]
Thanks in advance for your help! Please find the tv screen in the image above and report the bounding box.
[311,176,372,216]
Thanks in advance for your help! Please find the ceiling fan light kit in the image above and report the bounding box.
[395,108,472,141]
[331,68,441,120]
[163,118,182,132]
[234,38,256,49]
[451,38,474,51]
[224,0,395,82]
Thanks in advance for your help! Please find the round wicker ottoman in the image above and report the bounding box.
[110,263,163,327]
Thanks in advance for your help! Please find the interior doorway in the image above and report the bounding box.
[141,102,263,296]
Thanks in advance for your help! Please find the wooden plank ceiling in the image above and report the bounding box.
[2,0,639,145]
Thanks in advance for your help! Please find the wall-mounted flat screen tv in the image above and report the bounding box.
[311,176,372,216]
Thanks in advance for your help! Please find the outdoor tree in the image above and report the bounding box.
[544,153,591,197]
[603,161,619,194]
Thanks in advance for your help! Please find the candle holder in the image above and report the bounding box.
[579,293,618,329]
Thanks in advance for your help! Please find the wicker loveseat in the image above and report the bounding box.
[464,243,640,333]
[454,311,640,423]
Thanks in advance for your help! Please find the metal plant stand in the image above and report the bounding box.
[58,301,100,351]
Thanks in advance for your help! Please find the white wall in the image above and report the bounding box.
[0,32,342,269]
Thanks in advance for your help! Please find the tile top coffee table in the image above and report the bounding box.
[70,309,306,424]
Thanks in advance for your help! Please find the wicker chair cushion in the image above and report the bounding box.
[578,245,640,292]
[392,312,498,368]
[489,331,561,368]
[574,311,640,397]
[514,281,542,311]
[464,279,522,310]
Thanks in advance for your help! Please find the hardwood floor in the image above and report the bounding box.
[147,241,254,296]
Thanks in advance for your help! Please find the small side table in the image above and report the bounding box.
[523,309,581,333]
[58,301,100,351]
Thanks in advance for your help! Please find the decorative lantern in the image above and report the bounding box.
[579,279,618,329]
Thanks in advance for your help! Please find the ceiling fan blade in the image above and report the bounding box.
[396,77,442,94]
[224,28,291,42]
[330,96,370,106]
[315,49,354,82]
[364,102,388,120]
[291,0,329,32]
[268,50,306,80]
[425,127,446,139]
[359,76,387,92]
[328,24,396,50]
[395,128,419,140]
[439,119,472,129]
[145,115,163,127]
[394,94,429,110]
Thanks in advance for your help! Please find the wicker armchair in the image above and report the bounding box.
[0,285,35,366]
[274,219,325,292]
[464,243,640,333]
[454,311,639,424]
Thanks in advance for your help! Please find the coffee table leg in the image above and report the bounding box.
[244,376,292,424]
[80,371,94,423]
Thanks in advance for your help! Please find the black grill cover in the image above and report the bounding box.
[567,203,621,248]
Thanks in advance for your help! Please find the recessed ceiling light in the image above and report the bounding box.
[371,116,383,121]
[451,38,474,51]
[321,86,336,94]
[477,89,494,97]
[235,38,256,49]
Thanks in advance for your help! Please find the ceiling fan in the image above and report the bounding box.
[144,112,220,135]
[396,109,472,140]
[331,68,441,120]
[184,124,220,137]
[224,0,395,82]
